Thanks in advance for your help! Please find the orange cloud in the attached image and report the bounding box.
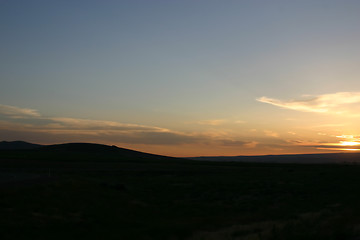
[264,130,279,138]
[196,119,227,126]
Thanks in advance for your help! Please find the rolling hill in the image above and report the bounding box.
[37,142,173,160]
[0,141,43,150]
[0,141,180,162]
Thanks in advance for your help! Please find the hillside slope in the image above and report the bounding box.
[0,141,43,150]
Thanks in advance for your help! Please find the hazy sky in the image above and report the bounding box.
[2,0,360,156]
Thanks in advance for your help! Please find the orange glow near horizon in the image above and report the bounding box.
[337,135,360,149]
[318,148,360,152]
[316,135,360,153]
[339,141,360,147]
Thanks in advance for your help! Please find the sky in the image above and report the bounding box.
[2,0,360,157]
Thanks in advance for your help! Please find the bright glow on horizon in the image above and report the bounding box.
[317,148,360,152]
[339,141,360,147]
[315,135,360,153]
[342,149,360,151]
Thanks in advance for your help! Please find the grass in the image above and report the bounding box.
[1,151,360,239]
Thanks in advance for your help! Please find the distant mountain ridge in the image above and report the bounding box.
[0,141,43,150]
[38,142,168,159]
[0,141,176,161]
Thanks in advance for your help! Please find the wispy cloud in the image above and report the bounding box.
[234,120,246,124]
[264,130,279,138]
[196,119,227,126]
[0,104,253,147]
[257,92,360,114]
[49,117,166,132]
[218,139,250,147]
[195,119,245,126]
[0,104,40,118]
[0,104,198,145]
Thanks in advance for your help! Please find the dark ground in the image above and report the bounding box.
[1,147,360,239]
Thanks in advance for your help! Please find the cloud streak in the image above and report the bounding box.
[264,130,279,138]
[257,92,360,114]
[0,104,41,118]
[0,104,255,148]
[0,104,197,145]
[196,119,227,126]
[48,117,167,132]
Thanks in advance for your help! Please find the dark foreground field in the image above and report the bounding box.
[1,146,360,239]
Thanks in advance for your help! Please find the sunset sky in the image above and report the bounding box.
[2,0,360,157]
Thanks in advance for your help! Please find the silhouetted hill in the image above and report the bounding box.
[188,152,360,164]
[0,141,179,162]
[23,142,183,162]
[39,142,167,159]
[40,142,132,153]
[0,141,43,150]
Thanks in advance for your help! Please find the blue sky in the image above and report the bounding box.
[2,0,360,156]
